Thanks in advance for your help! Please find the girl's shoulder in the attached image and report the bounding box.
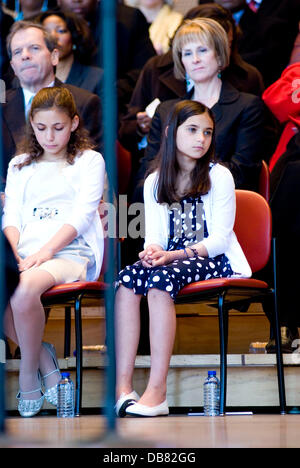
[144,171,159,197]
[9,153,31,170]
[145,170,158,183]
[144,170,159,188]
[209,162,234,186]
[210,162,231,175]
[74,149,105,165]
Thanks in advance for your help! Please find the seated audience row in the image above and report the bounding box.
[119,3,266,197]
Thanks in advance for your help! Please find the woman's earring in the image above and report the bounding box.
[185,72,194,92]
[72,44,77,51]
[217,68,222,79]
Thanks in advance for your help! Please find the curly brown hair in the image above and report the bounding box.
[16,86,94,169]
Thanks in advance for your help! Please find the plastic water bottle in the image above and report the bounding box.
[57,372,75,418]
[203,370,220,416]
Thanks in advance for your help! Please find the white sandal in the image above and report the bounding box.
[41,342,61,406]
[17,373,45,418]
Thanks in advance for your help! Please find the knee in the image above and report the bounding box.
[10,280,40,310]
[147,288,171,301]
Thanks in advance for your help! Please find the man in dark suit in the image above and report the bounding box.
[2,20,103,176]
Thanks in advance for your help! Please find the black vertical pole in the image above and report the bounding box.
[272,238,286,414]
[101,0,117,431]
[0,6,6,434]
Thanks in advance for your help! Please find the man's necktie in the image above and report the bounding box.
[26,95,34,120]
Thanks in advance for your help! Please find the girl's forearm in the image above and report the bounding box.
[186,243,208,258]
[41,224,77,255]
[170,243,208,262]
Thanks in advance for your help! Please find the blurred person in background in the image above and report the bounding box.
[198,0,300,86]
[56,0,156,120]
[126,0,183,55]
[2,0,57,20]
[36,9,103,96]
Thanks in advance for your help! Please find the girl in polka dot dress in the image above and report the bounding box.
[115,100,251,418]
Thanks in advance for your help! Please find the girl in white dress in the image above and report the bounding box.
[2,86,105,417]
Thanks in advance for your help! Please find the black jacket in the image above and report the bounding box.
[65,60,103,99]
[237,0,300,86]
[198,0,299,86]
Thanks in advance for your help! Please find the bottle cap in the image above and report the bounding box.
[208,370,216,376]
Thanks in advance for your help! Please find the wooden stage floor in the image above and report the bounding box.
[2,413,300,448]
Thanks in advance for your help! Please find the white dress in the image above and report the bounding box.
[17,159,95,270]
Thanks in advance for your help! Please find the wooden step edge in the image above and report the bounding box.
[5,353,300,372]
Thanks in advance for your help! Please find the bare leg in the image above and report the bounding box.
[4,302,19,345]
[115,285,142,399]
[5,300,61,391]
[138,288,176,407]
[9,268,56,399]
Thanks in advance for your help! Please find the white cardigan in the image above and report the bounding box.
[2,149,105,281]
[143,163,251,278]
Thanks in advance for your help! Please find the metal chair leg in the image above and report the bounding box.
[64,306,71,358]
[272,290,287,414]
[218,292,227,416]
[74,294,83,416]
[272,238,286,414]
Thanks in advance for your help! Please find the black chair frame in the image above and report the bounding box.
[175,238,286,415]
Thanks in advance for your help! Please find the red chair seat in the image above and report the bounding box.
[177,277,269,296]
[42,281,107,299]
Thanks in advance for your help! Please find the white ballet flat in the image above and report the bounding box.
[115,391,139,417]
[125,399,169,417]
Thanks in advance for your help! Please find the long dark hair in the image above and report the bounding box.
[152,100,216,204]
[16,86,93,169]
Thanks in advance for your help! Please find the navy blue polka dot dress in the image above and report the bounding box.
[116,194,233,300]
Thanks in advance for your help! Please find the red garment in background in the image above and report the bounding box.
[262,62,300,171]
